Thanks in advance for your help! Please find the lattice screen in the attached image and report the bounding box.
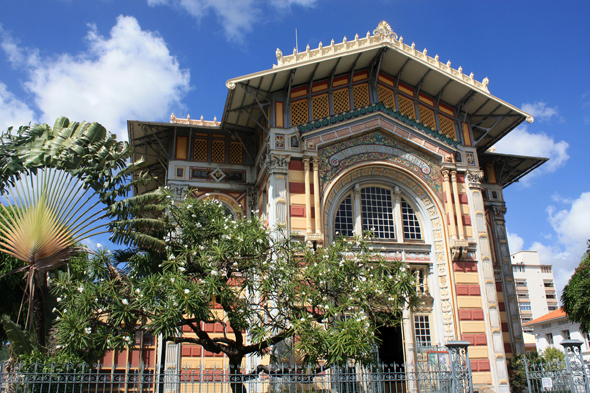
[378,85,396,110]
[332,88,350,114]
[398,95,416,119]
[418,105,436,129]
[290,99,309,126]
[352,83,370,108]
[311,93,329,120]
[211,140,225,163]
[193,139,208,162]
[229,141,243,164]
[438,115,457,140]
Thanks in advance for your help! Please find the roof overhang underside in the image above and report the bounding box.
[479,152,548,188]
[222,44,533,152]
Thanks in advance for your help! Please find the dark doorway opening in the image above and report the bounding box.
[377,325,404,366]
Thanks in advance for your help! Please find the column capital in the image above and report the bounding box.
[466,170,484,189]
[265,154,290,174]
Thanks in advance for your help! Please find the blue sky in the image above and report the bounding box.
[0,0,588,294]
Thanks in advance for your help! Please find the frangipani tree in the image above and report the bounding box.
[0,117,146,349]
[53,191,419,385]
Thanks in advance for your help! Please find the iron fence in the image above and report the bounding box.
[0,342,472,393]
[523,340,590,393]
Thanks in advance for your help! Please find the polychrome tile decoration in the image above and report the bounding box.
[319,131,442,196]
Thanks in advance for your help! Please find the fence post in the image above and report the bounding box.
[523,356,532,393]
[561,339,589,393]
[446,340,473,393]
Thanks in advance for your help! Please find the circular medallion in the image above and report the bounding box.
[330,157,340,167]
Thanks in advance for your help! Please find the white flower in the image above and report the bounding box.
[122,299,129,305]
[97,309,103,313]
[211,270,219,276]
[77,287,84,293]
[171,278,175,283]
[97,243,102,248]
[184,289,190,294]
[179,267,186,272]
[85,327,92,334]
[56,316,60,320]
[57,297,62,302]
[169,254,175,260]
[135,288,141,294]
[52,307,57,313]
[187,205,193,209]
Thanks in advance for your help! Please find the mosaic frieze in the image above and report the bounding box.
[319,131,442,196]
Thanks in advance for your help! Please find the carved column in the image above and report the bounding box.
[442,169,458,240]
[451,171,465,241]
[467,170,509,393]
[303,156,312,235]
[264,155,290,229]
[312,157,321,236]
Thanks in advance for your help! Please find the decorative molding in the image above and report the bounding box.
[247,186,258,212]
[298,102,460,148]
[274,21,493,95]
[168,182,189,200]
[491,205,507,220]
[450,239,470,261]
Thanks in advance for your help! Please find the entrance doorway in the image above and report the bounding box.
[377,325,404,366]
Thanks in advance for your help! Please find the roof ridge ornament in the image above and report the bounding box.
[373,20,397,41]
[269,20,494,94]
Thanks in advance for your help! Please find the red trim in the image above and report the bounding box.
[289,158,303,170]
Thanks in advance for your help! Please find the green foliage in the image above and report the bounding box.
[561,242,590,333]
[507,354,528,393]
[542,347,565,363]
[0,249,26,346]
[52,191,419,367]
[0,117,148,205]
[0,315,35,357]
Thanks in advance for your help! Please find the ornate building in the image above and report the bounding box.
[128,21,547,393]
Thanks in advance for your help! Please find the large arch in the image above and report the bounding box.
[321,162,458,351]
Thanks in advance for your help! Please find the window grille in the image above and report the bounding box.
[418,105,436,130]
[438,115,457,140]
[228,142,243,164]
[402,199,422,240]
[414,315,432,347]
[516,280,527,287]
[361,187,395,239]
[352,83,370,108]
[193,139,208,162]
[211,140,225,163]
[334,195,354,237]
[541,266,552,273]
[332,88,350,114]
[290,99,309,126]
[377,85,396,110]
[398,95,416,119]
[311,93,329,120]
[519,303,532,311]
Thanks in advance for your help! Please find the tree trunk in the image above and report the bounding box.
[229,356,247,393]
[32,273,47,350]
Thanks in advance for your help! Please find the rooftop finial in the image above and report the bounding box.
[373,20,397,40]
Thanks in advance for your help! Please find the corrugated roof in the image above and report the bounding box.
[523,309,566,326]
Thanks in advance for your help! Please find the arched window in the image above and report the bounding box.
[333,184,423,241]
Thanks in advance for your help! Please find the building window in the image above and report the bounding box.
[414,315,431,347]
[519,303,531,311]
[562,330,570,340]
[541,266,552,273]
[548,305,559,311]
[544,281,555,288]
[516,280,527,288]
[513,265,526,273]
[546,294,556,299]
[517,293,529,299]
[546,333,554,345]
[333,185,422,241]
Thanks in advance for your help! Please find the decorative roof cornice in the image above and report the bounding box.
[170,113,221,127]
[274,20,490,94]
[297,102,460,148]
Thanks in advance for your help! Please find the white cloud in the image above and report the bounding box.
[521,102,559,122]
[0,83,37,130]
[530,192,590,296]
[494,125,569,183]
[1,16,190,140]
[147,0,316,41]
[507,231,524,254]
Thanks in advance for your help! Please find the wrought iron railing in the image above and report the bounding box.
[0,342,473,393]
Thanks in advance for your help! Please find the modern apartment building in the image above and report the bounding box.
[511,251,558,331]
